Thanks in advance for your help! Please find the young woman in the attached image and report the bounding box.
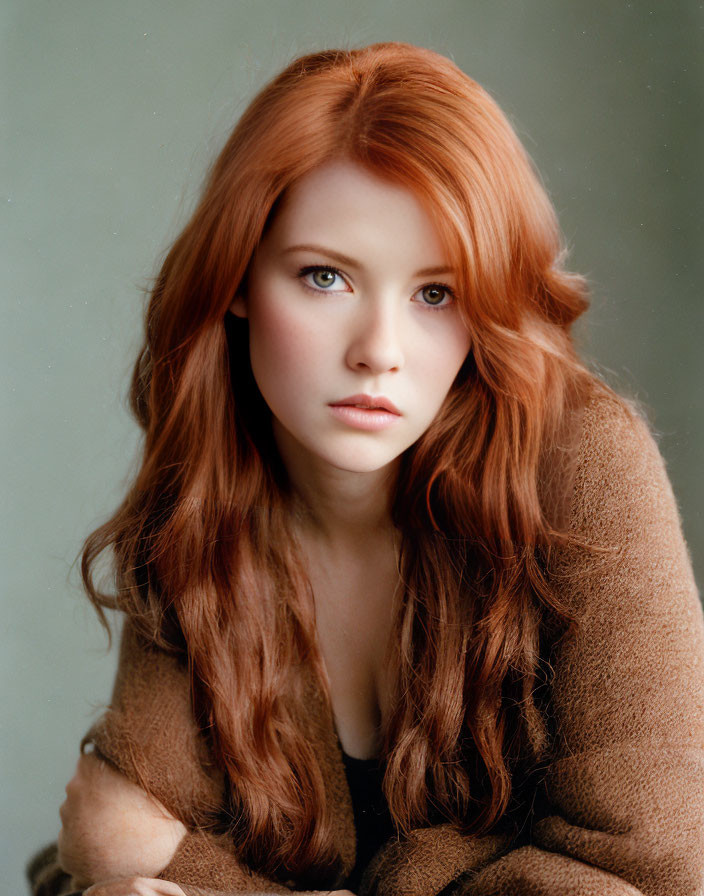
[29,41,704,896]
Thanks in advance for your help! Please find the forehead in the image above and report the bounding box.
[262,158,452,265]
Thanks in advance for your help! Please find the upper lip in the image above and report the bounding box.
[329,393,401,415]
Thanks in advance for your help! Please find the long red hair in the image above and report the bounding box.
[81,41,621,886]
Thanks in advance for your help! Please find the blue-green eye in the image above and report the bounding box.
[298,265,347,291]
[297,264,456,311]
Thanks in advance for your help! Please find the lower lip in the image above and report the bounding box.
[328,404,401,431]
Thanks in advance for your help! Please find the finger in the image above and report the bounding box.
[132,878,188,896]
[145,880,187,895]
[83,878,186,896]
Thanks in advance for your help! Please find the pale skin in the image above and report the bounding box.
[57,158,471,893]
[57,750,187,894]
[57,753,354,895]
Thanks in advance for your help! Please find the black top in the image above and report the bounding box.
[340,749,396,891]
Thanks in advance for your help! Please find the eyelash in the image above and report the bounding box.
[297,264,456,311]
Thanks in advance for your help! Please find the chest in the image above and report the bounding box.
[303,541,400,760]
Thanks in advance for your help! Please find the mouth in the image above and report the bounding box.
[328,393,401,415]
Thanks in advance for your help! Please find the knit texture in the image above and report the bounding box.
[27,390,704,896]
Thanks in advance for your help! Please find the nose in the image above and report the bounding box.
[345,297,405,374]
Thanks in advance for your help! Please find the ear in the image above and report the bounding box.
[229,294,248,318]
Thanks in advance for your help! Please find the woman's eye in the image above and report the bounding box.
[298,265,347,291]
[414,284,455,310]
[298,265,455,310]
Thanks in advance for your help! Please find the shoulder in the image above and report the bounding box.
[569,385,681,544]
[117,614,188,677]
[550,382,699,631]
[542,388,704,772]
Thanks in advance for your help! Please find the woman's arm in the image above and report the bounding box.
[57,749,187,889]
[52,623,355,896]
[56,754,356,896]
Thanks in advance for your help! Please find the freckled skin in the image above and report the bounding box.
[230,158,472,479]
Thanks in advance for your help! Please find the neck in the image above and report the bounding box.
[274,424,400,550]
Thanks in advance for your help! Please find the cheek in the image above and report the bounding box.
[414,320,471,390]
[248,299,329,395]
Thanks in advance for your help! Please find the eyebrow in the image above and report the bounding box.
[281,243,456,278]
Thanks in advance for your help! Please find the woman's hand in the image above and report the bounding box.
[80,885,353,896]
[82,878,186,895]
[57,750,187,887]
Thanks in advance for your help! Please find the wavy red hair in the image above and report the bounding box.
[80,41,624,886]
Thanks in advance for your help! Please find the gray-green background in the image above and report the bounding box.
[3,1,702,891]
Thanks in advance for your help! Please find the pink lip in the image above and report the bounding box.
[329,393,401,415]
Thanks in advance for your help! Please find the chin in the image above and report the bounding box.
[323,449,403,475]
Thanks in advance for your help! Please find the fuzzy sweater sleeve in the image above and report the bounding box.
[78,622,329,896]
[359,394,704,896]
[79,620,224,828]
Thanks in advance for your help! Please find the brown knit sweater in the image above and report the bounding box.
[28,391,704,896]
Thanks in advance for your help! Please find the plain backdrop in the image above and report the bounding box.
[3,1,702,891]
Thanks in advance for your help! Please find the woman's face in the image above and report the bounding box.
[230,158,471,477]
